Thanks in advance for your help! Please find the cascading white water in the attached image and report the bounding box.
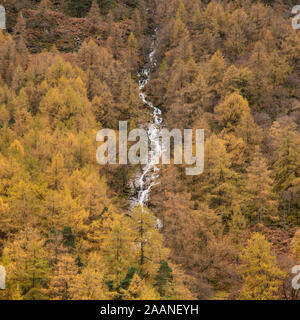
[130,28,163,210]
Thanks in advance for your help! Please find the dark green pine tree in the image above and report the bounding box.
[120,267,143,289]
[154,261,174,298]
[98,0,114,14]
[62,226,75,248]
[65,0,92,17]
[65,0,114,17]
[119,267,139,291]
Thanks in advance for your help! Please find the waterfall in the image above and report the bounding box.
[130,27,163,216]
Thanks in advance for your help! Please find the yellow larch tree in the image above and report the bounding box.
[239,233,285,300]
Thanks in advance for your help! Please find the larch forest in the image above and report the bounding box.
[0,0,299,301]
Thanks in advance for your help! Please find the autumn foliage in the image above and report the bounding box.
[0,0,299,300]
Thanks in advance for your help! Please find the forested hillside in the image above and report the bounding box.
[0,0,300,300]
